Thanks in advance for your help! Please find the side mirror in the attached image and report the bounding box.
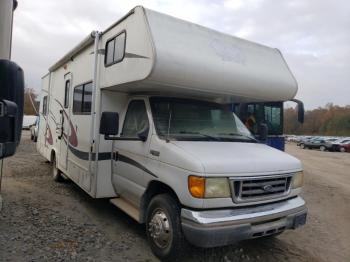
[137,128,149,142]
[0,60,24,159]
[100,112,119,139]
[291,99,304,124]
[258,123,268,143]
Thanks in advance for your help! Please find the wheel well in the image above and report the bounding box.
[139,181,180,223]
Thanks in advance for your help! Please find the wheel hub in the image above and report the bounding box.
[148,209,171,248]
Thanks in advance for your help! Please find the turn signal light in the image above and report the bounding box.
[188,176,205,198]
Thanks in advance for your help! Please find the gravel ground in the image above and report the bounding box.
[0,132,349,261]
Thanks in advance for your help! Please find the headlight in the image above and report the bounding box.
[188,176,231,198]
[292,171,304,189]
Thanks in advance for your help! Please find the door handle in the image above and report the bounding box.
[113,151,119,161]
[150,150,160,157]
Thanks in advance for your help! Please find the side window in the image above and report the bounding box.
[42,96,48,115]
[122,100,149,138]
[105,32,126,66]
[264,103,282,135]
[64,80,70,108]
[73,82,92,114]
[82,82,92,112]
[73,85,83,113]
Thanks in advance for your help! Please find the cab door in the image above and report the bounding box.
[58,73,72,171]
[112,99,151,206]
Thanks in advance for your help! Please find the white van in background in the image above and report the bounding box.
[36,6,307,260]
[22,115,37,130]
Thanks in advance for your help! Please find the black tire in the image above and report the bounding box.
[146,194,187,261]
[320,146,326,151]
[52,155,64,182]
[30,134,34,141]
[34,136,37,142]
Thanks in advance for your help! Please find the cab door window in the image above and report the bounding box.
[121,100,149,138]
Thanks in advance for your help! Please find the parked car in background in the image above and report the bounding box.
[22,115,37,130]
[30,116,39,142]
[300,137,338,151]
[327,138,350,152]
[297,136,313,146]
[338,141,350,153]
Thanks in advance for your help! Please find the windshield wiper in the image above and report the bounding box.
[218,133,258,142]
[179,131,220,141]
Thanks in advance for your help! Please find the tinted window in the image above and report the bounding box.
[73,82,92,114]
[73,85,83,113]
[42,96,48,115]
[150,97,254,142]
[264,104,282,135]
[106,39,115,65]
[64,80,70,108]
[105,32,126,66]
[122,100,149,138]
[82,82,92,112]
[114,33,126,62]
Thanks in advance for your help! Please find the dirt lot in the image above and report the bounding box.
[0,132,349,262]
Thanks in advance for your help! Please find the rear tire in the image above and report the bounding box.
[340,147,346,153]
[52,155,64,182]
[300,144,305,149]
[146,194,187,261]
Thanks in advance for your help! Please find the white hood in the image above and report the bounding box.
[171,141,302,175]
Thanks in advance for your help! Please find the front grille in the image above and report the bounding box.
[231,175,292,203]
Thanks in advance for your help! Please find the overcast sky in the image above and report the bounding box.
[11,0,350,109]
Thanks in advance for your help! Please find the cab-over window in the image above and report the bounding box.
[105,32,126,66]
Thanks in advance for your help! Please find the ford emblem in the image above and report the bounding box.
[263,184,273,192]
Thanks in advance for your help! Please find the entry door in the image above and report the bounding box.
[112,99,151,206]
[59,73,72,171]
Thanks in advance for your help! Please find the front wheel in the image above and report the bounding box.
[340,147,346,153]
[146,194,187,261]
[300,144,305,149]
[320,146,326,151]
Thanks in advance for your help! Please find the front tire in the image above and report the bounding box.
[340,147,346,153]
[146,194,187,261]
[52,155,64,182]
[300,144,305,149]
[320,146,326,151]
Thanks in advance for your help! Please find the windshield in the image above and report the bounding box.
[149,97,255,142]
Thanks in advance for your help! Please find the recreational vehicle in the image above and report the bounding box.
[37,6,307,260]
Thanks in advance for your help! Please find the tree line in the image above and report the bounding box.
[284,103,350,136]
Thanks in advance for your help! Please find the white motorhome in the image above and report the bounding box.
[37,6,307,260]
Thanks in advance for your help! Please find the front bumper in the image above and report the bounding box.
[181,196,307,248]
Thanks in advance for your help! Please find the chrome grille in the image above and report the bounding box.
[231,175,292,203]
